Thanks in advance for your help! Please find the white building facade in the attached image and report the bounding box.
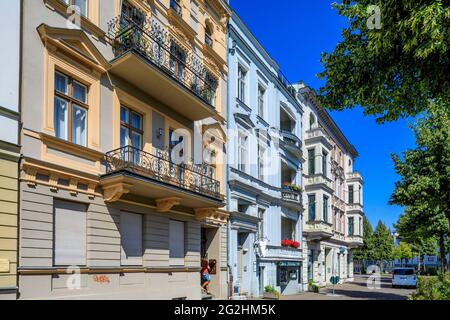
[295,85,364,287]
[227,13,304,298]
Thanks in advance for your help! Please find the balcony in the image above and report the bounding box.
[304,175,333,192]
[107,14,222,122]
[346,235,364,249]
[279,130,302,158]
[305,127,332,149]
[303,221,333,240]
[100,146,224,209]
[346,171,363,183]
[281,187,303,211]
[260,245,303,261]
[347,203,364,214]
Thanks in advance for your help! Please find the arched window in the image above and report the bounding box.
[309,113,316,130]
[205,23,213,48]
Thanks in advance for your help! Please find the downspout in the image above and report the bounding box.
[225,22,232,300]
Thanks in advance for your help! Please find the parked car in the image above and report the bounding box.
[392,268,417,288]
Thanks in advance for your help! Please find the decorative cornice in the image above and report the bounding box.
[195,208,229,225]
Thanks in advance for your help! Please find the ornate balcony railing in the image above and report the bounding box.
[104,146,221,200]
[107,14,218,108]
[264,245,303,260]
[281,187,302,204]
[280,130,302,149]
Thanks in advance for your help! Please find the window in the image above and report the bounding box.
[170,220,185,266]
[258,144,265,181]
[334,210,338,231]
[359,185,362,204]
[309,113,316,130]
[170,0,182,16]
[359,217,363,236]
[323,196,329,223]
[54,72,88,147]
[238,65,247,102]
[348,217,354,236]
[120,106,143,149]
[120,212,143,266]
[308,149,315,175]
[308,194,316,221]
[238,131,248,172]
[348,185,354,204]
[54,200,87,266]
[257,208,265,240]
[64,0,88,17]
[205,24,213,48]
[258,85,265,118]
[322,150,328,176]
[170,42,186,81]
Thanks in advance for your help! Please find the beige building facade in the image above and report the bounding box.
[295,84,364,287]
[0,0,21,300]
[17,0,231,300]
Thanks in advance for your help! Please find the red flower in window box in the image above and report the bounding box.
[281,240,301,249]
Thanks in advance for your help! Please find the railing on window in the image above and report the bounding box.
[105,146,222,200]
[170,0,183,16]
[107,13,218,108]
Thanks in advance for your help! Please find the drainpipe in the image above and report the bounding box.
[225,23,232,300]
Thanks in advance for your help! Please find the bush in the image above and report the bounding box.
[308,280,320,293]
[264,285,280,297]
[412,274,450,300]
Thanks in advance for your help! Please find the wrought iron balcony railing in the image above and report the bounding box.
[104,146,222,200]
[107,14,218,108]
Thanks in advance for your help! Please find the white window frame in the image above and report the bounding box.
[257,83,266,118]
[237,129,248,173]
[237,64,248,103]
[258,143,266,181]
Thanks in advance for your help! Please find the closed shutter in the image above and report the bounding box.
[54,200,87,266]
[169,220,185,266]
[120,212,143,266]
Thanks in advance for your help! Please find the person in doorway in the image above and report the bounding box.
[201,260,212,294]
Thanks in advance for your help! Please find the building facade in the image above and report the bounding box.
[0,0,21,300]
[17,0,231,300]
[227,12,304,298]
[295,84,364,287]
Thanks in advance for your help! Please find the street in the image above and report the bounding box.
[281,275,416,300]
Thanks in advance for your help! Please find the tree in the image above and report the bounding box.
[371,221,395,269]
[318,1,450,123]
[390,99,450,271]
[394,242,413,267]
[353,216,374,261]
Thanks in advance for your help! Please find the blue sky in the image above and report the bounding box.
[231,0,417,229]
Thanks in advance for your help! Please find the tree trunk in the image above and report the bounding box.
[439,233,446,273]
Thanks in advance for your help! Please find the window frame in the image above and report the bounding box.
[257,84,266,118]
[308,148,315,175]
[54,71,89,147]
[120,105,144,150]
[258,143,266,181]
[348,217,354,236]
[348,185,354,204]
[237,64,247,103]
[308,194,316,222]
[237,130,248,173]
[323,195,329,223]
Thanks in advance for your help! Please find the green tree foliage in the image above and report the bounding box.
[391,99,450,270]
[353,216,374,261]
[394,242,413,266]
[371,221,395,263]
[318,0,450,122]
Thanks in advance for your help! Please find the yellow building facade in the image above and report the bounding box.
[18,0,231,299]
